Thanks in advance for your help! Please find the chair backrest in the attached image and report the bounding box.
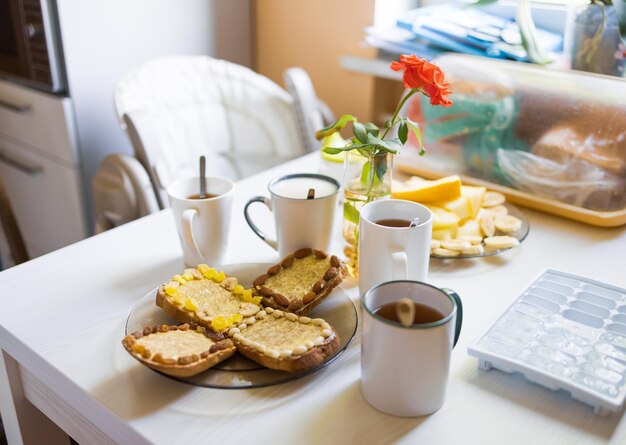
[283,67,335,152]
[115,56,305,207]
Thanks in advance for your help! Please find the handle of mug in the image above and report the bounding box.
[391,250,407,281]
[182,208,203,261]
[442,288,463,348]
[243,196,278,251]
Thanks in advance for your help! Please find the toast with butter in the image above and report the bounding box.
[122,323,236,377]
[252,248,347,315]
[156,266,263,333]
[227,307,340,373]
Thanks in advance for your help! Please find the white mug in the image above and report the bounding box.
[361,280,463,417]
[244,173,339,258]
[167,176,234,267]
[358,199,433,296]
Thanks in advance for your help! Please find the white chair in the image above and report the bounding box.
[283,67,335,153]
[93,56,310,232]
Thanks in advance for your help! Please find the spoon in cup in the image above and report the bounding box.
[199,155,207,199]
[396,298,415,327]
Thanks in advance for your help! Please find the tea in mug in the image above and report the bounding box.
[373,300,444,324]
[375,219,412,228]
[186,193,218,200]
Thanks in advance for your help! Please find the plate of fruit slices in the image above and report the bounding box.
[429,199,529,259]
[392,177,530,259]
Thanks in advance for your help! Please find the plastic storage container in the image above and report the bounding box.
[396,54,626,227]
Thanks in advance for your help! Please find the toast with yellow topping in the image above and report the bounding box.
[122,323,236,377]
[227,307,340,373]
[156,265,263,333]
[252,248,347,315]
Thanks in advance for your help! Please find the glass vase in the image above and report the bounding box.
[342,151,393,277]
[564,1,626,77]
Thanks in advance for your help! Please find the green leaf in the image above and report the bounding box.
[315,114,357,140]
[517,0,552,65]
[405,118,425,155]
[398,121,408,145]
[322,144,364,155]
[373,155,388,182]
[353,122,368,144]
[378,137,402,154]
[322,146,343,155]
[343,201,360,225]
[364,122,380,137]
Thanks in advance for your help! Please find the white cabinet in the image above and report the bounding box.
[0,80,87,259]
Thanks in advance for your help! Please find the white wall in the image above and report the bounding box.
[55,0,252,225]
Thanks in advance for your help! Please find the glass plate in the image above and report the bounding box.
[430,202,530,259]
[125,263,358,389]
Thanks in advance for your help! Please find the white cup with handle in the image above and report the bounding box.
[244,173,340,258]
[167,176,234,267]
[361,280,463,417]
[358,199,433,296]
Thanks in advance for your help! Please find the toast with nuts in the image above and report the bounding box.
[227,307,340,373]
[122,323,236,377]
[156,266,263,333]
[252,248,347,315]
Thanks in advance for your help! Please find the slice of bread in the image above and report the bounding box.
[156,266,262,332]
[252,248,347,315]
[227,307,340,373]
[122,323,236,377]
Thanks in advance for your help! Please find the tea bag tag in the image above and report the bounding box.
[396,298,415,327]
[307,188,316,200]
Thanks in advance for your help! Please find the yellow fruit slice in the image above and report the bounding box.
[461,185,486,218]
[425,205,460,231]
[433,196,472,221]
[392,175,462,203]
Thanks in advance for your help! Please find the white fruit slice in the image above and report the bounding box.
[441,239,472,251]
[457,235,483,245]
[478,211,496,237]
[484,205,508,217]
[432,247,460,257]
[461,185,486,218]
[484,236,520,249]
[457,219,481,238]
[495,215,522,233]
[430,239,442,249]
[483,191,506,207]
[461,244,484,255]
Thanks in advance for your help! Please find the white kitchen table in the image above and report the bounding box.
[1,153,626,445]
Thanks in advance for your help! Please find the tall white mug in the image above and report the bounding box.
[361,280,463,417]
[167,176,234,267]
[244,173,339,258]
[358,199,433,296]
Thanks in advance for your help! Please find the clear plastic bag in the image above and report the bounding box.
[497,149,626,211]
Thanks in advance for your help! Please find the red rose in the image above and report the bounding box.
[390,54,453,107]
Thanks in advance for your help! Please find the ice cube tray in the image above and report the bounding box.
[467,269,626,416]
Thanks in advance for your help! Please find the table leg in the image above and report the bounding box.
[0,350,69,445]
